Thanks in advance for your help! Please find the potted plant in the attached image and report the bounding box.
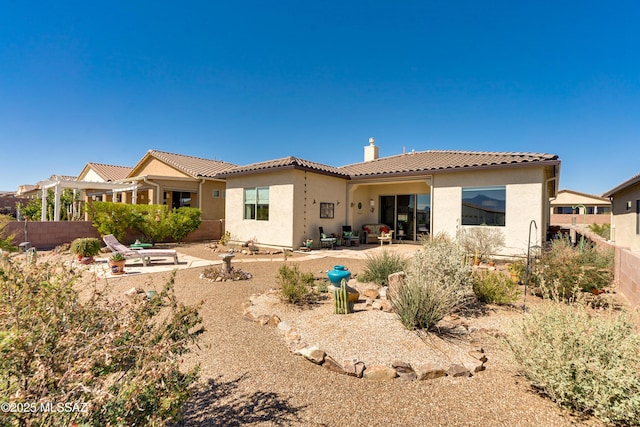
[70,237,102,264]
[108,252,127,275]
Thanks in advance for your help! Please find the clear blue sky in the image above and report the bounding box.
[1,1,638,195]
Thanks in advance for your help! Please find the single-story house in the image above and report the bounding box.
[550,189,611,227]
[29,150,237,222]
[218,139,560,255]
[603,172,640,252]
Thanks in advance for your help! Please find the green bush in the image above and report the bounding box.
[166,207,202,242]
[0,214,16,252]
[87,202,202,243]
[70,237,102,257]
[390,237,473,330]
[588,223,611,240]
[277,264,315,304]
[0,255,203,426]
[507,302,640,425]
[539,236,614,299]
[358,249,407,287]
[86,201,136,242]
[472,270,519,304]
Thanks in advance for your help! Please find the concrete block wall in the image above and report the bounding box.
[4,220,224,250]
[616,246,640,308]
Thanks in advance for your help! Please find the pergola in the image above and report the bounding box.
[37,178,141,221]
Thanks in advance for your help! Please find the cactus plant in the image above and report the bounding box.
[334,279,354,314]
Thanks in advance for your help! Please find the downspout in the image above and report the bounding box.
[544,174,558,241]
[198,178,206,212]
[143,177,161,205]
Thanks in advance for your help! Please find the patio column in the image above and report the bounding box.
[40,188,47,221]
[53,184,61,222]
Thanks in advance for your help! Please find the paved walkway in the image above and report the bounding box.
[93,243,422,278]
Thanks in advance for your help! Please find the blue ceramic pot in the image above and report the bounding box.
[327,265,351,287]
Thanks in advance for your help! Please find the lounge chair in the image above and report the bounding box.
[102,234,178,267]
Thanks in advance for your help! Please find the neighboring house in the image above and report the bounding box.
[550,189,611,228]
[218,140,560,255]
[119,150,236,220]
[603,172,640,252]
[27,151,237,222]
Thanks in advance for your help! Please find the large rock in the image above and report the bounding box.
[447,364,471,377]
[299,346,326,364]
[363,365,397,381]
[322,356,346,375]
[414,363,447,381]
[387,272,406,300]
[343,358,366,378]
[392,361,417,381]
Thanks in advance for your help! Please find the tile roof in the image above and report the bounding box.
[217,156,349,178]
[85,163,133,182]
[49,174,78,182]
[147,150,237,178]
[339,150,560,178]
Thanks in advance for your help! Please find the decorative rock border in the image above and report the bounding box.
[242,275,489,381]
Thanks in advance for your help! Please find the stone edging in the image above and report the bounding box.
[242,280,489,381]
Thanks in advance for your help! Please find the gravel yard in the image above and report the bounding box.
[95,242,604,426]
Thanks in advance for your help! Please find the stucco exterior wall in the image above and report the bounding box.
[134,158,190,178]
[82,170,104,182]
[199,181,226,220]
[294,171,347,248]
[432,167,548,256]
[225,170,346,249]
[610,182,640,252]
[225,172,296,248]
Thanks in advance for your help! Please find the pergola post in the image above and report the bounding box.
[40,188,47,221]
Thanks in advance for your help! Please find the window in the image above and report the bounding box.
[462,186,506,226]
[212,190,220,198]
[555,206,576,214]
[320,202,334,218]
[244,187,269,220]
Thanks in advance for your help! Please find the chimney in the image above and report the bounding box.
[364,137,379,162]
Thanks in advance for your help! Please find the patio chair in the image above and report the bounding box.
[318,227,336,249]
[341,225,359,246]
[102,234,178,267]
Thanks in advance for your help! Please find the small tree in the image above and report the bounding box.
[459,227,505,262]
[390,236,474,330]
[0,214,16,251]
[0,256,203,426]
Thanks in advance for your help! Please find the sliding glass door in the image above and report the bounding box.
[379,194,430,241]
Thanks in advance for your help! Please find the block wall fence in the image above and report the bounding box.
[3,220,224,250]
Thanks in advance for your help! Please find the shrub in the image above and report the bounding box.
[389,238,473,330]
[472,270,519,304]
[458,227,505,262]
[507,302,640,425]
[86,201,136,242]
[588,223,611,240]
[277,264,315,304]
[539,236,614,299]
[165,207,202,242]
[70,237,102,257]
[0,214,16,252]
[358,249,407,287]
[0,255,203,426]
